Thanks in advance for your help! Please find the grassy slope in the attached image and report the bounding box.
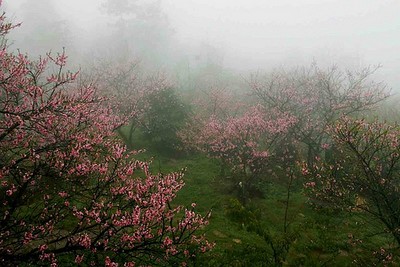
[148,153,395,266]
[122,127,396,266]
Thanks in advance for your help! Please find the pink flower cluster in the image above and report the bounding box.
[185,105,296,175]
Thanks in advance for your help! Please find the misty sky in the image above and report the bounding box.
[4,0,400,90]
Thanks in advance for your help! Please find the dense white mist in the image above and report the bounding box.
[3,0,400,89]
[162,0,399,88]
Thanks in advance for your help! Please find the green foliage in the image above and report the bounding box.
[140,87,190,155]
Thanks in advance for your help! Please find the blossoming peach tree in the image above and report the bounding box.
[91,58,167,147]
[304,118,400,251]
[249,65,389,165]
[0,10,211,266]
[181,104,296,201]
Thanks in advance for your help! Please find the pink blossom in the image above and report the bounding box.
[105,256,119,267]
[75,254,84,264]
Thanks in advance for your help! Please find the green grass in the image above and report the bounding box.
[146,152,397,266]
[120,128,399,266]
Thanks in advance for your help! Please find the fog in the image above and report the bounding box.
[3,0,400,90]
